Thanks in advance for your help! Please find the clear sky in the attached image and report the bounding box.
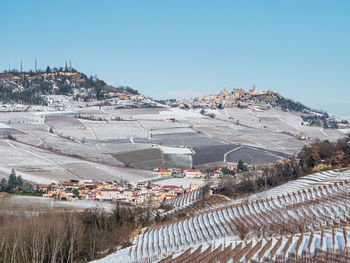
[1,0,349,118]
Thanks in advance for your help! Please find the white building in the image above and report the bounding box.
[183,169,202,178]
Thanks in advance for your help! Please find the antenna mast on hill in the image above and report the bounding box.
[35,57,37,72]
[20,60,23,72]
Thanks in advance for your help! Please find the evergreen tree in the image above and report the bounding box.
[0,178,8,192]
[8,169,17,191]
[237,160,244,171]
[17,175,23,188]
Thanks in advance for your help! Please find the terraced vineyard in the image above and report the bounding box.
[162,188,203,214]
[94,169,350,263]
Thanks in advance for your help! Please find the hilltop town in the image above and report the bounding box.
[165,85,349,129]
[167,85,280,110]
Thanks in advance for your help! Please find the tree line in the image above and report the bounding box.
[0,205,153,263]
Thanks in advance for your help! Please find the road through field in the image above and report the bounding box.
[223,146,242,162]
[84,122,101,150]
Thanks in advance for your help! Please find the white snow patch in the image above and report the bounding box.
[0,123,11,128]
[159,146,192,155]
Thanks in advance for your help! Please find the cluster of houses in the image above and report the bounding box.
[38,179,199,204]
[167,85,279,110]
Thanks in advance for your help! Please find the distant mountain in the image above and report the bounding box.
[0,68,139,105]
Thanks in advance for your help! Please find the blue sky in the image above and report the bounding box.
[1,0,349,117]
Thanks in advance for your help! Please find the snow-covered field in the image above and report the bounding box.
[0,139,158,183]
[0,106,348,184]
[0,123,11,128]
[0,195,115,216]
[159,146,192,155]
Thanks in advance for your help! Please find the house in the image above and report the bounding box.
[132,194,146,204]
[36,184,50,194]
[42,187,61,198]
[62,180,80,190]
[100,189,120,201]
[59,192,75,201]
[183,169,202,178]
[153,168,172,176]
[117,94,130,99]
[232,88,246,98]
[155,192,171,202]
[160,185,182,196]
[190,184,199,191]
[119,190,133,202]
[210,170,222,178]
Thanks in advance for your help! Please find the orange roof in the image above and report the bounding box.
[184,169,200,173]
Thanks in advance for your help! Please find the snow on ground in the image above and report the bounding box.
[0,166,58,184]
[340,128,350,134]
[32,110,77,116]
[159,146,192,155]
[222,169,350,207]
[1,195,115,216]
[92,169,350,263]
[90,247,130,263]
[0,139,158,184]
[0,122,11,128]
[158,108,204,119]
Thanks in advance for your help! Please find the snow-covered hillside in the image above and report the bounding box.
[92,168,350,263]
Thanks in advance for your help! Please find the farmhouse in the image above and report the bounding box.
[153,168,172,176]
[183,169,202,178]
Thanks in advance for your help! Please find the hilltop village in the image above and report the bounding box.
[167,85,280,110]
